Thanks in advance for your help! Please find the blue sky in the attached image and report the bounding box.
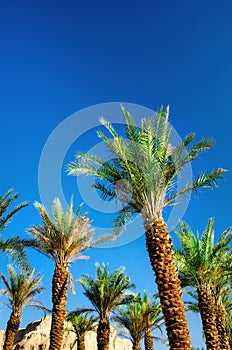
[0,1,232,348]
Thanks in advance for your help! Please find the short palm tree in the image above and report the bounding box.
[0,189,28,265]
[0,265,44,350]
[114,298,145,350]
[65,308,98,350]
[26,197,108,350]
[113,292,162,350]
[141,293,163,350]
[68,105,226,349]
[78,262,135,350]
[174,218,232,350]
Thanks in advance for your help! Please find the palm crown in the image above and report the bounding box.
[174,218,232,288]
[78,262,135,321]
[66,308,98,337]
[0,265,44,311]
[113,292,162,345]
[114,297,147,346]
[68,106,226,232]
[27,197,100,266]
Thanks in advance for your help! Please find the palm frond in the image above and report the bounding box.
[0,189,28,231]
[165,168,227,206]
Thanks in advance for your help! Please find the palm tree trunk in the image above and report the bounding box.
[144,327,154,350]
[97,319,110,350]
[229,335,232,350]
[144,217,191,350]
[197,284,219,349]
[49,263,69,350]
[133,342,141,350]
[3,309,21,350]
[77,335,85,350]
[216,302,230,350]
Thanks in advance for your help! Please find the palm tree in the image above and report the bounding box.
[67,105,226,349]
[26,197,109,350]
[113,292,162,350]
[78,262,135,350]
[174,218,232,349]
[65,308,98,350]
[0,265,44,350]
[0,189,28,265]
[141,294,163,350]
[211,281,232,350]
[184,286,232,350]
[113,299,145,350]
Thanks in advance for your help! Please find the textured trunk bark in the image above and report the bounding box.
[97,319,110,350]
[197,284,219,350]
[216,302,230,350]
[132,343,141,350]
[77,335,85,350]
[144,327,154,350]
[49,263,69,350]
[3,309,21,350]
[144,217,191,350]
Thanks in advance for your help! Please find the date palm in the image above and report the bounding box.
[184,286,232,350]
[113,292,162,350]
[0,265,44,350]
[0,189,28,265]
[215,291,231,350]
[114,298,146,350]
[174,218,232,349]
[65,308,98,350]
[26,197,108,350]
[141,293,163,350]
[68,105,226,349]
[78,262,135,350]
[208,276,232,350]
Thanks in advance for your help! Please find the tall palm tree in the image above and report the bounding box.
[78,262,135,350]
[141,293,163,350]
[26,197,108,350]
[0,265,44,350]
[65,308,98,350]
[67,105,226,349]
[0,189,28,265]
[113,292,162,350]
[174,218,232,349]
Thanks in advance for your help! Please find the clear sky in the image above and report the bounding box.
[0,1,232,349]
